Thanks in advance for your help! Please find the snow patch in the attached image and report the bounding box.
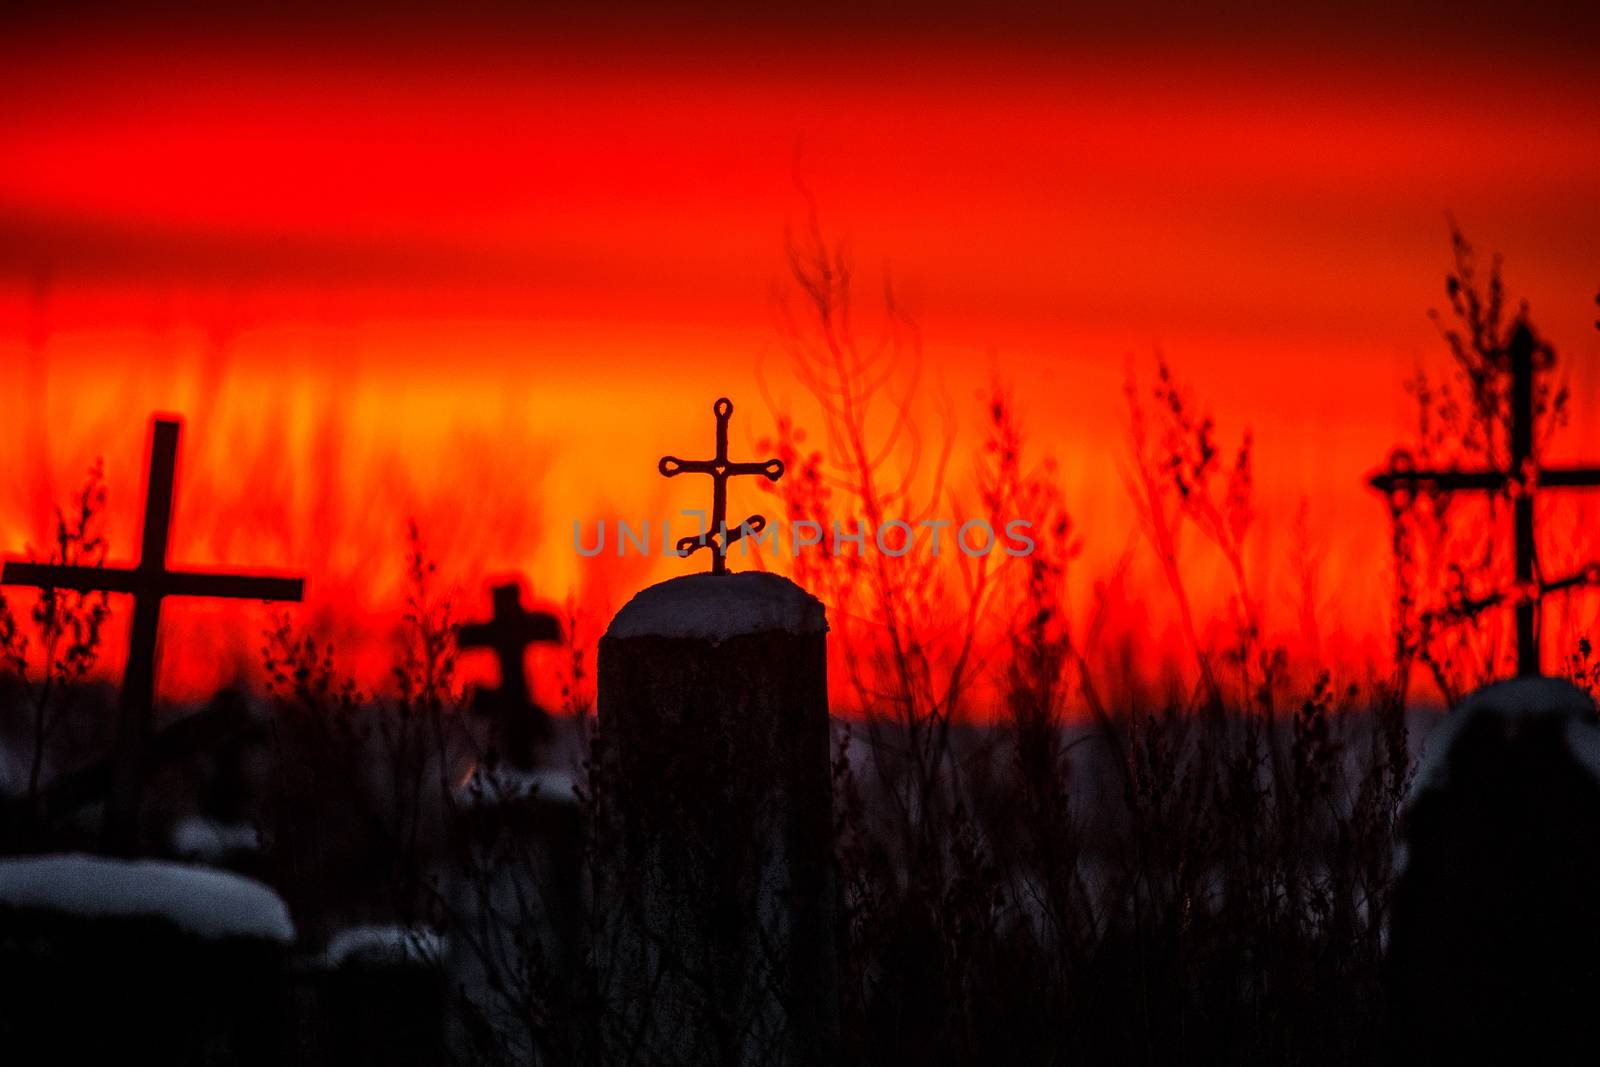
[323,923,445,968]
[606,572,826,643]
[0,853,294,943]
[1411,676,1600,803]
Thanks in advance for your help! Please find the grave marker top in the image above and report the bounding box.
[658,397,785,575]
[1,416,303,851]
[1369,322,1600,676]
[457,581,561,765]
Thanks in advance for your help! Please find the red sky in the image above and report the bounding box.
[0,5,1597,704]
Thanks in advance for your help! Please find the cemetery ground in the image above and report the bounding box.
[0,591,1428,1066]
[1,231,1598,1065]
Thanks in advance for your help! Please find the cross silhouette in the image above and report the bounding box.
[1369,321,1600,676]
[458,581,562,766]
[1,416,304,851]
[658,397,785,575]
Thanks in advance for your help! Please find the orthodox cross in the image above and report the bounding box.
[457,581,562,766]
[1369,322,1600,676]
[658,397,785,575]
[1,416,304,851]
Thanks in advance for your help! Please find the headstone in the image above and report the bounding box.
[1388,677,1600,1061]
[449,761,586,1060]
[593,572,838,1065]
[308,924,448,1067]
[0,853,294,1063]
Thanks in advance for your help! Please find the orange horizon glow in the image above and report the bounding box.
[1,15,1598,710]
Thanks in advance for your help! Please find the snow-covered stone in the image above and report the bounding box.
[1411,676,1600,803]
[606,572,826,643]
[456,764,581,809]
[323,923,445,968]
[1391,676,1600,1059]
[0,853,294,943]
[171,815,263,860]
[597,571,837,1061]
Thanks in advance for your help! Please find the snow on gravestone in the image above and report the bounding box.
[594,572,840,1066]
[314,923,448,1067]
[0,854,294,1063]
[1389,677,1600,1062]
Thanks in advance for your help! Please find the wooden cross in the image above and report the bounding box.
[1,416,304,851]
[658,396,785,575]
[1369,322,1600,676]
[458,581,561,766]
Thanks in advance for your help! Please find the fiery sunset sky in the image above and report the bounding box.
[1,5,1598,703]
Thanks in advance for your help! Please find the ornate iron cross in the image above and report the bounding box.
[1,416,304,851]
[1369,322,1600,676]
[658,397,784,575]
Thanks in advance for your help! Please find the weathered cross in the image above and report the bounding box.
[1,416,304,851]
[1369,321,1600,676]
[457,581,561,766]
[658,396,785,575]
